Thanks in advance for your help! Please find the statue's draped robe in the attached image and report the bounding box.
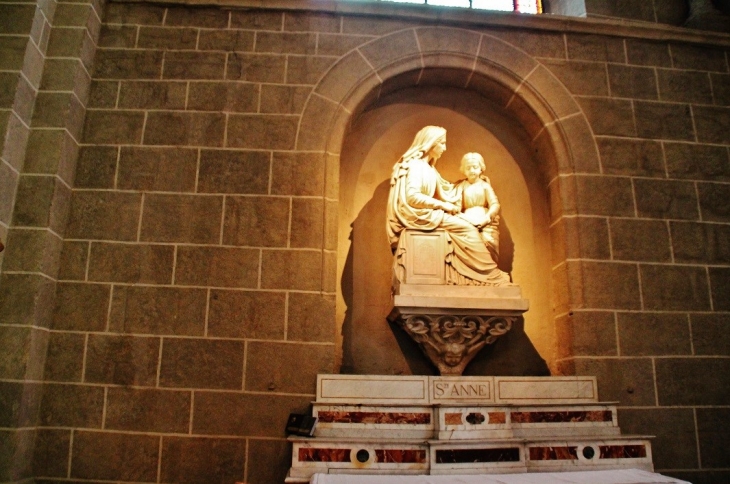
[458,177,500,260]
[387,156,507,285]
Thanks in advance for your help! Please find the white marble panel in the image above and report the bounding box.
[395,284,524,299]
[317,375,430,404]
[403,231,448,285]
[440,427,623,441]
[392,295,529,313]
[317,375,601,405]
[495,376,598,403]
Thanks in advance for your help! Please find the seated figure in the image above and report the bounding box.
[386,126,510,286]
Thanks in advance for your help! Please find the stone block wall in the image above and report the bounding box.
[0,0,728,482]
[1,0,92,480]
[544,33,730,484]
[17,2,338,482]
[583,0,689,25]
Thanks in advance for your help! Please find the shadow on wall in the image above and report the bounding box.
[339,182,549,377]
[464,317,550,376]
[498,219,515,275]
[340,180,412,375]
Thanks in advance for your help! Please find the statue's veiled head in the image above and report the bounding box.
[402,125,447,164]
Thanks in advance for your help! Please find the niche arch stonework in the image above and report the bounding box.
[294,26,600,374]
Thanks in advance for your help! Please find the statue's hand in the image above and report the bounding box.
[440,201,460,215]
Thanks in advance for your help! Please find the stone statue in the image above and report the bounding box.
[455,152,501,263]
[387,126,527,375]
[386,126,510,286]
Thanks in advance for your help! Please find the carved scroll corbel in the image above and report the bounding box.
[397,314,515,376]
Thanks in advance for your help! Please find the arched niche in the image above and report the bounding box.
[295,27,601,376]
[338,80,553,376]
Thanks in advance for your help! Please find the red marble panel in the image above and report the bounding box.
[488,412,507,424]
[317,411,430,424]
[511,410,612,423]
[528,446,578,460]
[298,448,351,462]
[599,444,647,459]
[435,447,521,463]
[375,449,427,463]
[445,413,463,425]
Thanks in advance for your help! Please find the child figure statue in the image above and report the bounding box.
[456,152,501,263]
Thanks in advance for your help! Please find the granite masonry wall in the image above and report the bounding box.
[0,0,729,483]
[1,0,101,480]
[584,0,689,25]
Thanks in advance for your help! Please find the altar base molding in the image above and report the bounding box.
[286,375,654,482]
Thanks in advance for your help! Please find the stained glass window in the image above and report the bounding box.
[365,1,542,14]
[471,0,515,12]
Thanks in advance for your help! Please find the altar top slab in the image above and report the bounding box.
[316,375,597,405]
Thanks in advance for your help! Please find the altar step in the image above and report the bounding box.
[288,435,654,482]
[314,402,622,440]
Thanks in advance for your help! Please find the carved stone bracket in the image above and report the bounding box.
[392,313,516,376]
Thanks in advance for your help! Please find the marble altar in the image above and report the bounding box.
[286,375,655,482]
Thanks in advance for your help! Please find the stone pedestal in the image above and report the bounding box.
[286,375,655,482]
[389,229,529,375]
[389,284,529,375]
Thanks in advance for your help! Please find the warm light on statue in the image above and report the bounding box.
[386,126,511,287]
[386,126,529,375]
[456,152,501,262]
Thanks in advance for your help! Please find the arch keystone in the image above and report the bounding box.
[421,52,480,72]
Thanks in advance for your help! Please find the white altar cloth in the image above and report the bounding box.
[310,469,689,484]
